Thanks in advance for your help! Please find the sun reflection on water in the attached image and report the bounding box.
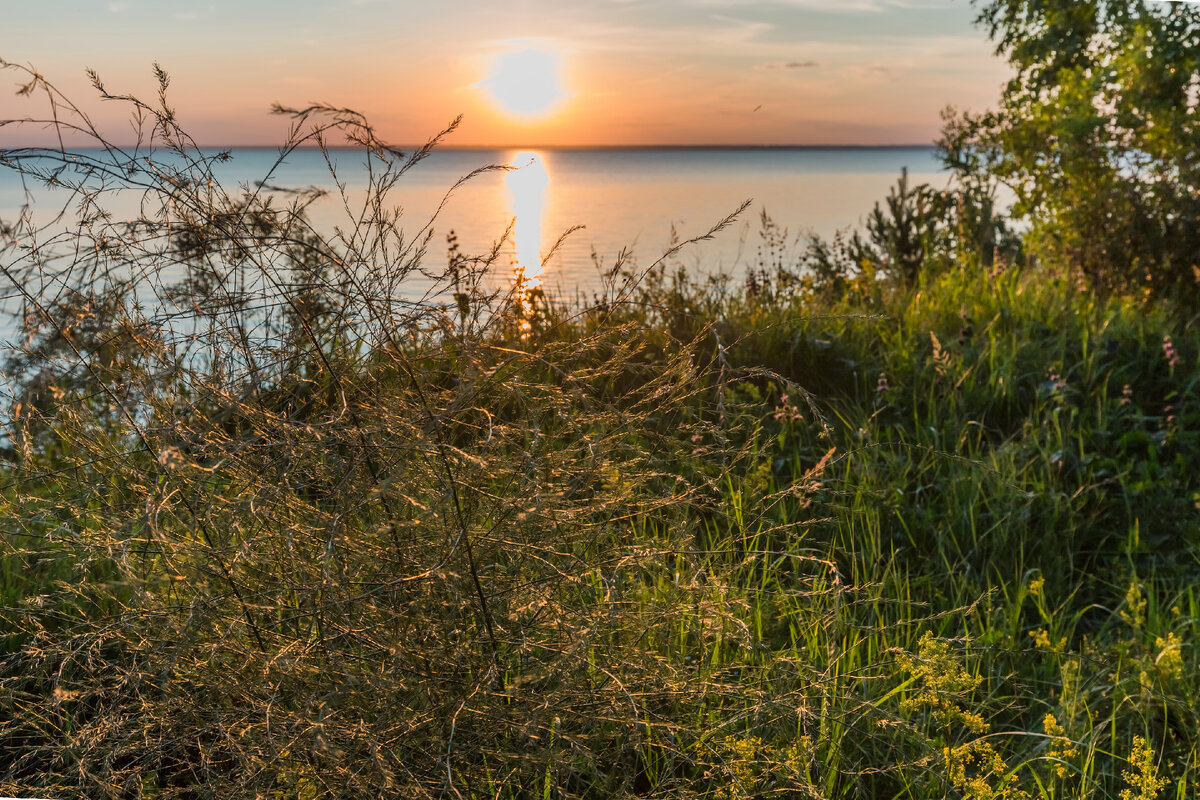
[505,151,549,306]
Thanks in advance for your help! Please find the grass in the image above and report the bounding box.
[2,62,1200,799]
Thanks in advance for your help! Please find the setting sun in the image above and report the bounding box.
[478,48,569,120]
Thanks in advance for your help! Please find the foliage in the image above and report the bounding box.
[795,166,1023,295]
[943,0,1200,297]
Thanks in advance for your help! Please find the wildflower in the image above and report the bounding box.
[1121,384,1133,406]
[1047,366,1066,393]
[1028,576,1044,598]
[876,372,889,394]
[1043,714,1080,779]
[1162,335,1180,369]
[723,734,773,795]
[1120,736,1168,800]
[897,633,988,734]
[773,393,803,422]
[1155,632,1184,681]
[1120,581,1147,631]
[1030,627,1067,651]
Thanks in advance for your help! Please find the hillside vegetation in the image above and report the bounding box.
[2,4,1200,795]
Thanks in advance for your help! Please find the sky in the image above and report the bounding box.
[0,0,1012,147]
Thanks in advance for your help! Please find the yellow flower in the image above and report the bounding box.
[1042,714,1079,779]
[1120,581,1147,630]
[1155,632,1184,681]
[1120,736,1168,800]
[1029,628,1066,652]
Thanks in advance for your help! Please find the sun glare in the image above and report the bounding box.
[480,49,569,120]
[506,150,549,287]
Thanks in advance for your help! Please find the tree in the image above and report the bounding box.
[942,0,1200,297]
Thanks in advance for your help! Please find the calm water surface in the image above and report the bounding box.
[2,147,946,299]
[215,147,946,296]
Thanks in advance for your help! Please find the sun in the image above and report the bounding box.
[479,48,569,120]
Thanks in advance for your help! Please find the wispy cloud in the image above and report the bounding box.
[691,0,954,10]
[756,60,819,69]
[174,4,216,21]
[709,14,776,43]
[802,0,954,9]
[532,12,775,55]
[107,1,131,12]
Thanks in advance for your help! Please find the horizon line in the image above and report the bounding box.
[2,142,939,152]
[314,142,938,151]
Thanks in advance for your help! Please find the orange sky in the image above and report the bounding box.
[1,1,1011,147]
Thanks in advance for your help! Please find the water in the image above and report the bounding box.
[212,146,945,296]
[1,146,946,301]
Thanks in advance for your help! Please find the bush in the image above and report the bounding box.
[942,1,1200,298]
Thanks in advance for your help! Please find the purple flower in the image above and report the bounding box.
[773,393,803,422]
[1163,335,1181,369]
[1047,367,1066,393]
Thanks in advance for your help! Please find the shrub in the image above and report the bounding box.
[943,1,1200,298]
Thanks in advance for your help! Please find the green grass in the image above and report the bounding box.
[506,254,1200,799]
[9,249,1197,798]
